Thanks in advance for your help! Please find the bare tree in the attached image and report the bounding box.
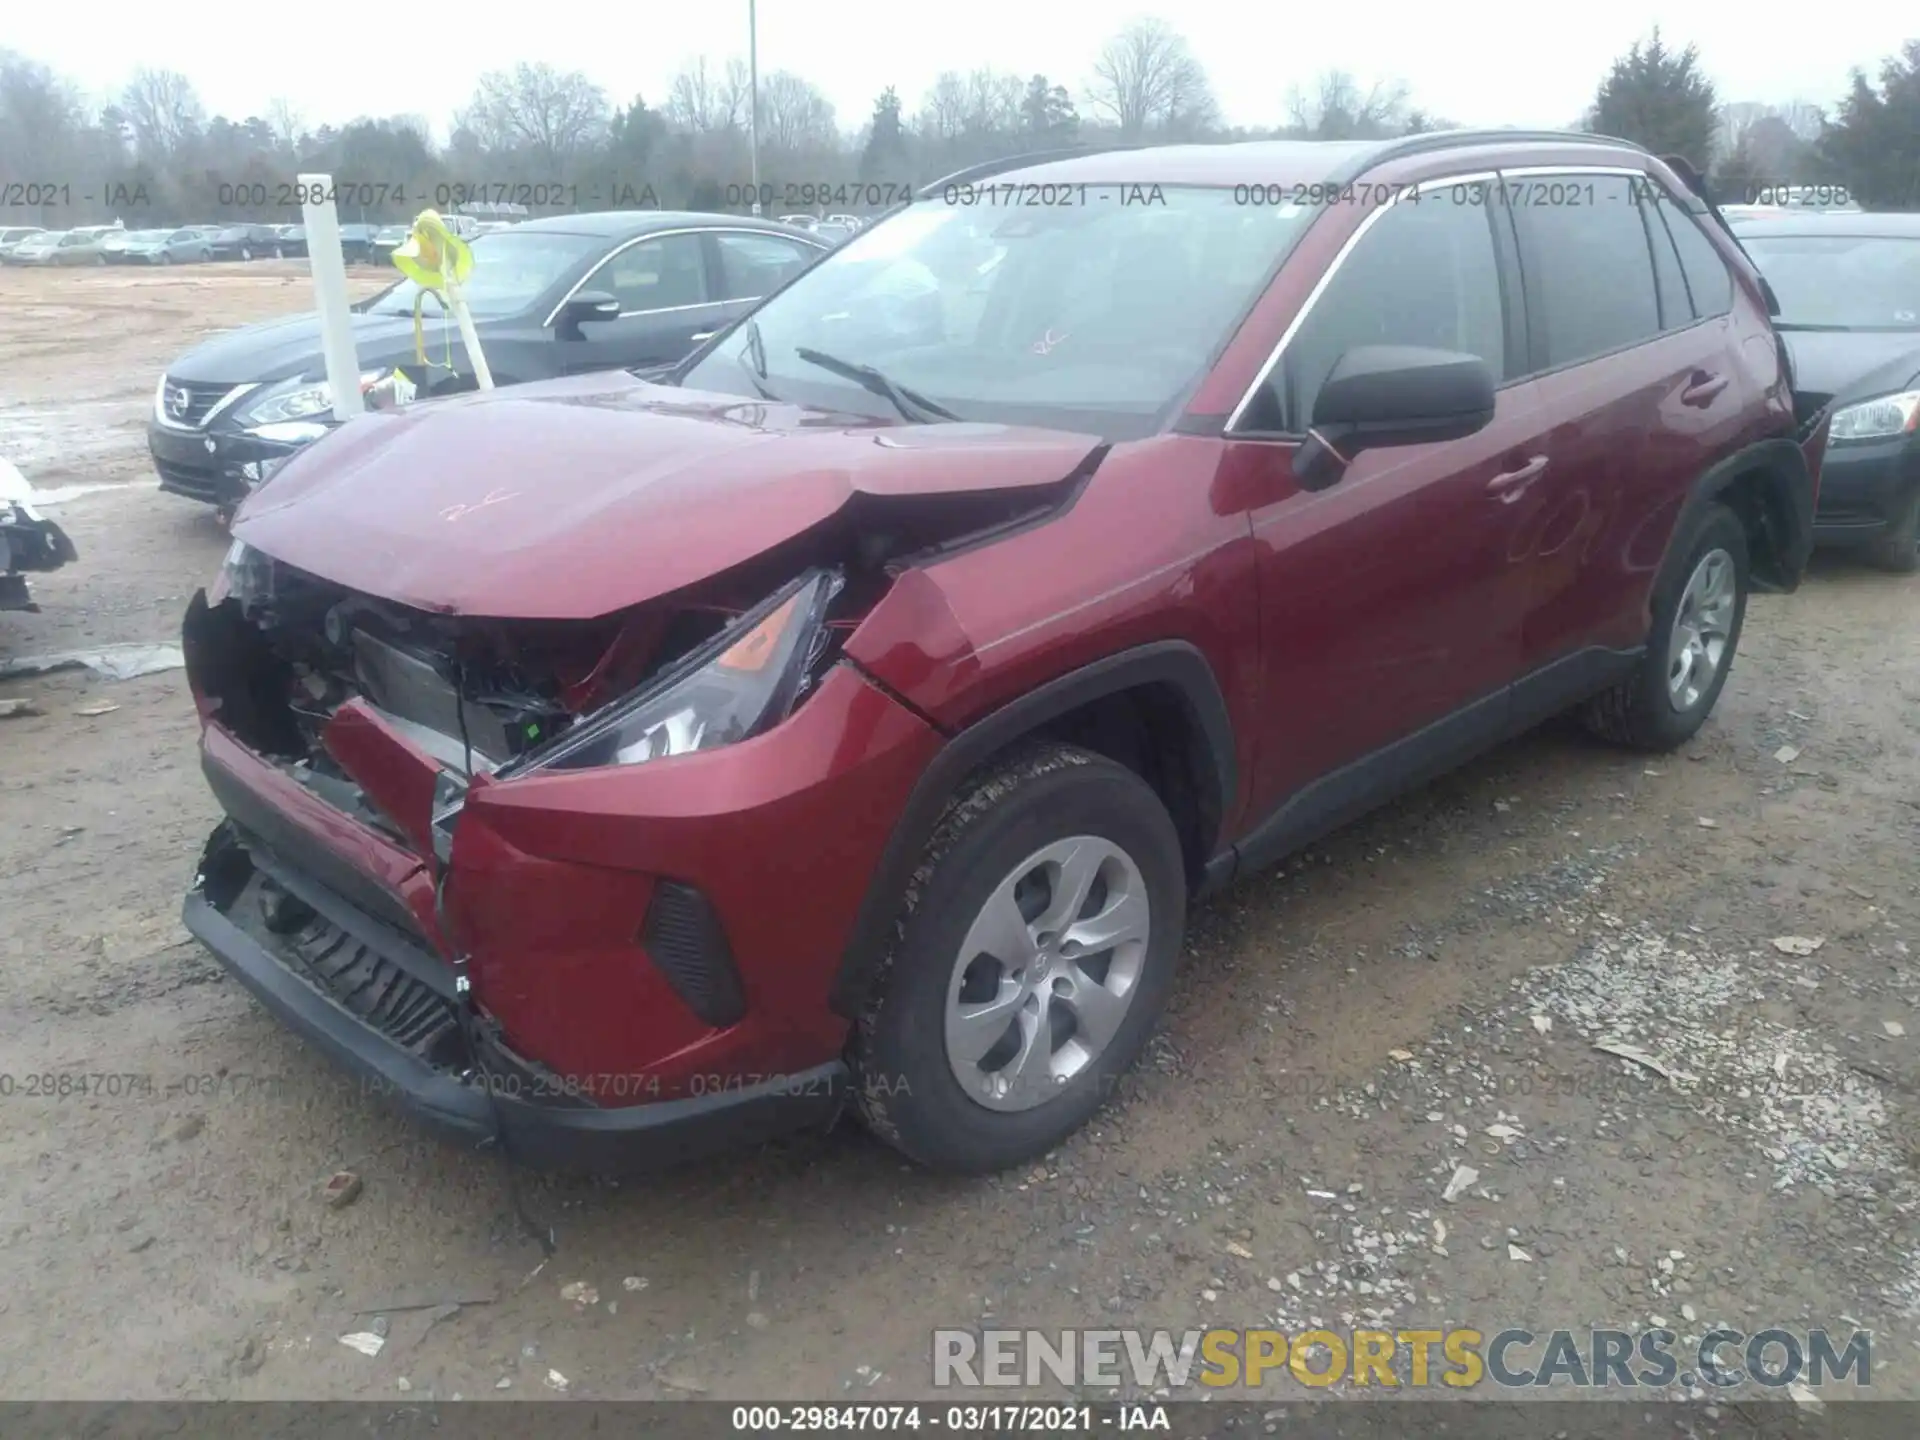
[1284,70,1411,140]
[758,72,836,154]
[265,97,304,152]
[121,68,205,159]
[0,52,91,197]
[666,56,752,134]
[1085,19,1215,138]
[460,63,610,169]
[961,68,1023,136]
[917,72,969,142]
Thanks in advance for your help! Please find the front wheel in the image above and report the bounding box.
[240,246,252,262]
[1581,501,1749,750]
[850,744,1186,1173]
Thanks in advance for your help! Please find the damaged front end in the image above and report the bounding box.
[174,483,1064,1167]
[0,461,79,612]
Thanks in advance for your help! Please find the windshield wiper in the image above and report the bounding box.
[793,346,960,422]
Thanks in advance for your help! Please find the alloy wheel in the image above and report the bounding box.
[1667,547,1736,711]
[944,835,1151,1111]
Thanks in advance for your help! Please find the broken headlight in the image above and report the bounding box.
[506,569,842,776]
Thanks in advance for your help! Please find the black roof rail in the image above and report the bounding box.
[917,144,1148,197]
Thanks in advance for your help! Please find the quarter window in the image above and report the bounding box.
[1263,190,1507,431]
[1656,196,1735,318]
[1512,173,1662,368]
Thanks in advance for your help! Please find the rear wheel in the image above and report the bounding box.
[850,744,1186,1173]
[1581,502,1748,751]
[1866,484,1920,574]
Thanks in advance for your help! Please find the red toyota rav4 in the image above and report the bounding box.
[182,132,1828,1174]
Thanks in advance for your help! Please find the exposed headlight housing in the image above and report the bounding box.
[501,569,844,777]
[238,369,397,426]
[1829,389,1920,443]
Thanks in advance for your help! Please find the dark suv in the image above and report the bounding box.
[180,132,1827,1176]
[1732,210,1920,569]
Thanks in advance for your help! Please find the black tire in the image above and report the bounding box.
[161,253,173,265]
[1582,501,1749,751]
[240,246,253,261]
[1866,484,1920,574]
[850,743,1186,1173]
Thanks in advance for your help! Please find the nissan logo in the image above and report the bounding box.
[165,385,190,418]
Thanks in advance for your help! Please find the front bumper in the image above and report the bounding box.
[184,820,850,1173]
[1812,433,1920,544]
[148,417,321,508]
[179,604,945,1169]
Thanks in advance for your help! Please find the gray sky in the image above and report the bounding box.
[10,2,1907,138]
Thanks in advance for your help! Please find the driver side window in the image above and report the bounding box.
[1252,193,1508,432]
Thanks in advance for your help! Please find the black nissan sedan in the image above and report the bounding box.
[1733,211,1920,571]
[148,211,827,515]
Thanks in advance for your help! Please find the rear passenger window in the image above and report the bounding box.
[1512,173,1661,368]
[1267,193,1507,431]
[1656,197,1735,318]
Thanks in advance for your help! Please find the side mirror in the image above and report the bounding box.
[1295,345,1497,493]
[557,290,621,331]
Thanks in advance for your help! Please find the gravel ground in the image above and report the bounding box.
[1,264,1915,1411]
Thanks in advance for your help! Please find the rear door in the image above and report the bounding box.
[551,230,733,375]
[1504,169,1747,682]
[1230,179,1553,829]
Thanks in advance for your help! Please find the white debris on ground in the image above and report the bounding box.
[1518,923,1902,1195]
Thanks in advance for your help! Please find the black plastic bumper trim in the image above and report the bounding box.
[183,889,847,1174]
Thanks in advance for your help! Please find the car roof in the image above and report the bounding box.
[506,209,822,241]
[1730,211,1920,238]
[964,130,1654,190]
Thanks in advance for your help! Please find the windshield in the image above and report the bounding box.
[1741,234,1920,330]
[362,229,603,319]
[680,188,1312,437]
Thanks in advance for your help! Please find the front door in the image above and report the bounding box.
[1229,183,1552,837]
[553,231,733,374]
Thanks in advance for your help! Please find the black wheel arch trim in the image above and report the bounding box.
[1673,435,1815,594]
[828,639,1236,1019]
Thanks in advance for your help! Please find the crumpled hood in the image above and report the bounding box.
[233,370,1102,619]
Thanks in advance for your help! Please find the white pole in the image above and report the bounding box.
[748,0,762,217]
[298,174,365,421]
[445,276,495,390]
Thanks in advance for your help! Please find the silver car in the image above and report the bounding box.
[7,230,69,265]
[0,225,48,261]
[120,228,217,265]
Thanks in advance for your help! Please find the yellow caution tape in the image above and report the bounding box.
[392,210,474,373]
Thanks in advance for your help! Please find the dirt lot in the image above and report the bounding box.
[2,262,1917,1408]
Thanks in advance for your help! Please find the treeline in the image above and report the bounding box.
[2,23,1917,229]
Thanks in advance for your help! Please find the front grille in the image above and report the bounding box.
[272,880,464,1065]
[160,379,239,429]
[154,455,224,501]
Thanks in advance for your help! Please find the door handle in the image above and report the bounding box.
[690,330,718,343]
[1486,455,1549,497]
[1682,371,1728,406]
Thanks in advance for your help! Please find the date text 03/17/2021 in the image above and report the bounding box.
[728,1404,1170,1432]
